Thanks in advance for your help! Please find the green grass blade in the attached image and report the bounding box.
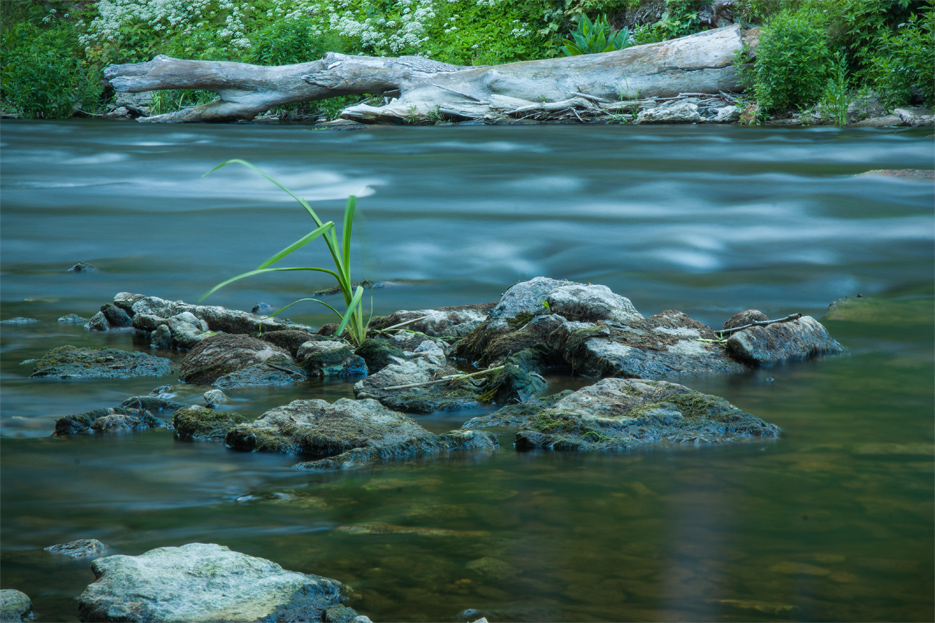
[270,297,343,320]
[258,222,334,269]
[336,286,364,337]
[199,266,341,302]
[341,196,357,281]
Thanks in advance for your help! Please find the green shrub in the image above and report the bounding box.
[866,6,934,108]
[561,14,630,55]
[821,49,851,125]
[249,17,349,65]
[752,8,831,114]
[1,20,102,118]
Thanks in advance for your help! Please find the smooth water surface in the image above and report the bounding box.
[1,120,933,621]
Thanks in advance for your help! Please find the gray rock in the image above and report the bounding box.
[113,292,311,334]
[174,406,248,440]
[298,341,368,377]
[0,317,37,326]
[54,407,165,436]
[168,312,208,332]
[857,169,934,181]
[179,335,293,385]
[68,262,96,272]
[31,346,171,379]
[44,538,106,559]
[354,338,407,373]
[58,313,89,324]
[252,302,274,315]
[203,389,228,405]
[637,99,703,124]
[461,391,573,430]
[712,105,741,123]
[213,361,308,389]
[257,329,321,357]
[514,378,780,451]
[893,106,934,126]
[851,114,904,127]
[225,397,497,470]
[118,395,189,414]
[0,589,32,622]
[87,311,109,332]
[77,543,351,623]
[369,303,495,337]
[847,92,886,122]
[169,321,206,350]
[725,315,844,365]
[101,304,132,328]
[149,324,172,350]
[545,283,642,324]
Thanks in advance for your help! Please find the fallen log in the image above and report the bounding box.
[103,24,758,124]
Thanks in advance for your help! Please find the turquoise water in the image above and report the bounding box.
[1,121,932,621]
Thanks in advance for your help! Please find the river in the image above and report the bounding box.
[1,120,932,621]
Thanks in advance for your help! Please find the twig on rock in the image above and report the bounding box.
[716,313,803,338]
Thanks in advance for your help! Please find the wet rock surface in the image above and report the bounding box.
[510,378,780,451]
[725,315,844,365]
[44,539,106,559]
[225,397,497,470]
[298,340,368,377]
[77,543,352,623]
[179,335,295,385]
[0,589,32,623]
[173,406,248,440]
[369,303,495,337]
[54,395,188,436]
[30,345,172,379]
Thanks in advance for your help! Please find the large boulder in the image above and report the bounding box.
[30,346,171,379]
[507,378,780,451]
[77,543,352,623]
[179,335,296,385]
[225,398,497,470]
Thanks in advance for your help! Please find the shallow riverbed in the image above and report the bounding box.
[1,121,932,621]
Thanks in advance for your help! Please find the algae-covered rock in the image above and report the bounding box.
[725,315,844,366]
[257,329,322,357]
[54,407,166,436]
[44,538,106,559]
[213,360,308,389]
[77,543,351,623]
[30,345,171,379]
[179,335,293,385]
[0,589,32,623]
[174,406,248,441]
[513,378,779,451]
[298,341,367,377]
[354,338,406,373]
[461,391,574,430]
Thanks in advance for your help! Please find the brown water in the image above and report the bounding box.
[1,121,932,621]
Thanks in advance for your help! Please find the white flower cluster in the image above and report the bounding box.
[510,19,531,38]
[325,0,436,54]
[80,0,254,53]
[474,0,504,7]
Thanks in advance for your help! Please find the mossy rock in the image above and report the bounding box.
[173,406,248,441]
[354,338,405,373]
[31,345,172,379]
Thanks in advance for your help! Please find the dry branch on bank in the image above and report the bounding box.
[103,24,759,124]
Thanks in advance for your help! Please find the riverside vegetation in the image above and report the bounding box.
[1,0,931,124]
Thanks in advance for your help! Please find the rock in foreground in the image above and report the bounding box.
[226,397,497,470]
[30,346,171,379]
[0,589,32,623]
[502,378,780,451]
[78,543,351,623]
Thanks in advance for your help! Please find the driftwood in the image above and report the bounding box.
[103,24,758,124]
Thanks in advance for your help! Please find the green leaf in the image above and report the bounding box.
[257,221,335,269]
[198,266,340,302]
[341,195,357,283]
[337,286,364,337]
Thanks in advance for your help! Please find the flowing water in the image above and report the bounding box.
[1,120,932,622]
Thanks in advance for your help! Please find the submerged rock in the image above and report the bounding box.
[78,543,352,623]
[179,335,296,385]
[174,406,248,441]
[510,378,780,451]
[31,345,171,379]
[0,317,37,326]
[54,407,167,436]
[44,538,106,559]
[225,398,497,471]
[0,589,32,622]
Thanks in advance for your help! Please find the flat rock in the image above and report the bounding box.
[174,406,248,441]
[369,303,495,337]
[511,378,779,451]
[725,315,844,365]
[77,543,351,623]
[213,361,308,389]
[30,345,171,379]
[54,407,167,436]
[113,292,312,334]
[179,335,295,385]
[44,538,106,559]
[225,398,497,470]
[0,589,32,623]
[857,169,935,180]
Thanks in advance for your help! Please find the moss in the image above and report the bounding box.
[506,311,536,330]
[355,338,405,373]
[477,363,546,404]
[668,391,736,421]
[173,406,248,441]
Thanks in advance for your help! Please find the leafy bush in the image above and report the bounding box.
[1,20,103,118]
[752,8,831,114]
[820,49,850,125]
[561,14,630,55]
[866,6,934,108]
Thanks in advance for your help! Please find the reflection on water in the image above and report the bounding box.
[1,121,932,621]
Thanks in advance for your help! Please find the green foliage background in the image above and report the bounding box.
[1,0,931,121]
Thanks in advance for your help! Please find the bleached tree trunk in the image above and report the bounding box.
[103,24,757,124]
